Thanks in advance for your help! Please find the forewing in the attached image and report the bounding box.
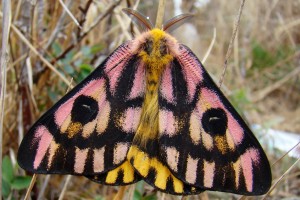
[158,45,271,195]
[17,42,144,178]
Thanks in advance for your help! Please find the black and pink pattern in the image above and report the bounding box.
[157,45,271,195]
[18,43,142,176]
[18,28,271,195]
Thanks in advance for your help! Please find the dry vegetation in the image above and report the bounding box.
[0,0,299,199]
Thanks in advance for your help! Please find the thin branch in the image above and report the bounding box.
[113,186,127,200]
[13,0,22,21]
[58,0,81,28]
[252,66,300,102]
[0,0,11,198]
[202,28,216,64]
[76,0,93,38]
[24,174,37,200]
[58,175,72,200]
[44,0,73,50]
[155,0,166,28]
[53,0,122,63]
[127,184,136,199]
[262,157,300,200]
[116,0,141,43]
[37,175,51,199]
[218,0,246,88]
[80,0,122,37]
[10,24,72,86]
[271,141,300,167]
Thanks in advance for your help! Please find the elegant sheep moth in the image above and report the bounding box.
[17,8,271,196]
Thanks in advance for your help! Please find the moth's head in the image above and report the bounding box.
[143,29,168,57]
[138,29,174,67]
[123,8,193,67]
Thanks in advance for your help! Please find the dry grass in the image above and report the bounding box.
[1,0,299,199]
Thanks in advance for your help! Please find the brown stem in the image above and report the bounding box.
[218,0,246,88]
[52,0,122,64]
[155,0,166,29]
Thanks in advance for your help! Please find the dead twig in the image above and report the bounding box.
[114,186,127,200]
[53,0,122,63]
[155,0,166,28]
[76,0,93,38]
[37,175,51,199]
[58,0,81,28]
[24,174,37,200]
[0,0,11,197]
[202,28,216,64]
[58,175,72,200]
[44,0,73,50]
[10,24,72,86]
[251,66,300,102]
[218,0,246,88]
[262,157,300,200]
[271,141,300,167]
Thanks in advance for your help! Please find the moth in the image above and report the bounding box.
[18,9,272,196]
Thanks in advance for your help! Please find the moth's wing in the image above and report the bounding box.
[87,160,141,185]
[158,45,272,195]
[87,52,148,184]
[17,42,142,184]
[127,141,204,195]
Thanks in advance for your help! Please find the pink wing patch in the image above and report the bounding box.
[105,59,128,95]
[240,148,260,192]
[197,88,244,145]
[54,79,105,126]
[177,46,203,102]
[128,62,146,99]
[93,148,105,173]
[160,65,175,104]
[33,126,53,169]
[121,108,142,133]
[159,109,178,137]
[74,147,89,173]
[104,43,133,95]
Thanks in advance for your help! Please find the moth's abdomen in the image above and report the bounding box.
[132,29,177,146]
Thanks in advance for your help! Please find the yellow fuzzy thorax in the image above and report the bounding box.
[139,29,174,69]
[134,29,174,147]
